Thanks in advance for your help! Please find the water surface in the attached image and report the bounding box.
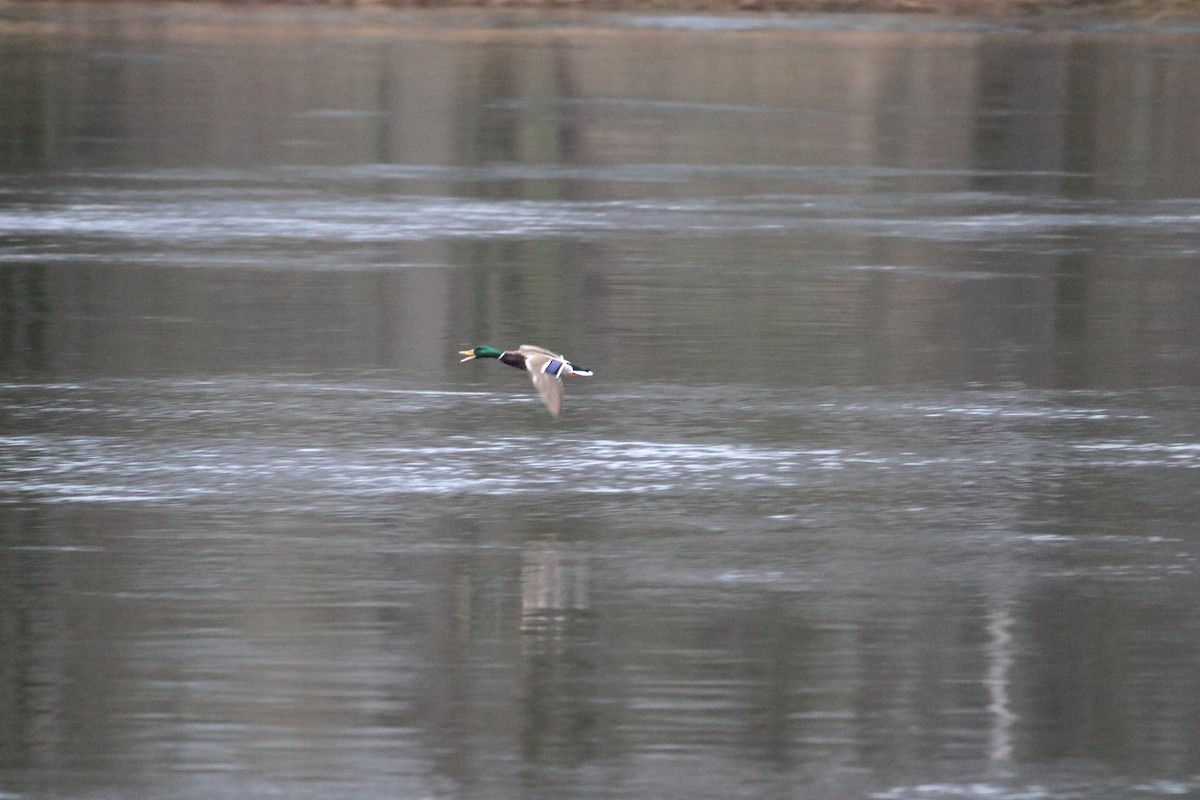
[2,6,1200,800]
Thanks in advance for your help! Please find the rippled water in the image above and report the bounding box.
[4,379,1199,507]
[4,376,1199,799]
[8,173,1200,268]
[3,6,1200,800]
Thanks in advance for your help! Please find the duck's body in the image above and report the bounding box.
[459,344,592,418]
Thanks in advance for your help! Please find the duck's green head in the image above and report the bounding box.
[459,345,504,362]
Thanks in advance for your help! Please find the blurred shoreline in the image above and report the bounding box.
[1,0,1196,19]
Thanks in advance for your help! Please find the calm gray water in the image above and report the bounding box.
[2,5,1200,800]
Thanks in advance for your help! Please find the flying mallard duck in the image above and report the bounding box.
[458,344,593,418]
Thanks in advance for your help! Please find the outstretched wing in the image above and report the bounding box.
[521,352,564,418]
[517,344,561,359]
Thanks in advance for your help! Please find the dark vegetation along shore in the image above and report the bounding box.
[8,0,1200,20]
[360,0,1200,15]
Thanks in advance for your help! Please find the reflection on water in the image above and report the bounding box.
[2,5,1200,800]
[3,379,1198,800]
